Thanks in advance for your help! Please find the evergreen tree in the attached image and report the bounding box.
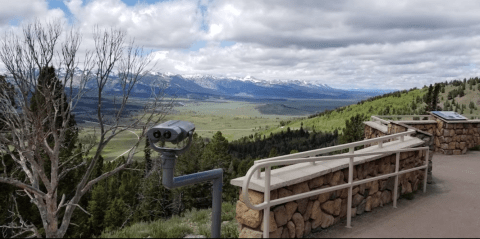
[87,184,108,235]
[201,131,231,171]
[339,114,368,145]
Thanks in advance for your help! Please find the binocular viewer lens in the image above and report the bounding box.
[152,130,172,139]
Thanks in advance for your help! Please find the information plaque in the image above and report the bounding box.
[431,111,468,120]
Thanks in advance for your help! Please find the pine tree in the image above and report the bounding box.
[339,114,368,145]
[87,184,108,235]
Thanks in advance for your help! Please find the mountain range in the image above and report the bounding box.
[2,69,395,100]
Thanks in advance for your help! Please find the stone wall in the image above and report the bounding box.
[434,119,480,155]
[365,116,480,155]
[364,123,434,184]
[236,151,427,238]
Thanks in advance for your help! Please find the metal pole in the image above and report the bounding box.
[212,173,223,238]
[161,151,223,238]
[424,149,429,193]
[346,156,353,228]
[263,166,271,238]
[393,152,400,208]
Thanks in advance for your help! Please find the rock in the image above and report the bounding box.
[261,211,277,232]
[381,190,392,205]
[352,186,359,195]
[239,189,264,205]
[356,199,366,215]
[304,221,312,236]
[405,182,413,194]
[287,221,295,238]
[311,209,324,229]
[273,205,288,227]
[269,227,283,238]
[303,201,314,221]
[311,200,322,219]
[356,165,364,180]
[321,214,335,228]
[412,179,420,192]
[352,193,364,207]
[340,198,348,218]
[293,182,310,195]
[270,189,278,201]
[278,188,293,199]
[320,200,335,215]
[358,183,366,195]
[379,180,387,191]
[296,198,309,214]
[292,213,305,238]
[365,196,373,212]
[385,177,395,191]
[339,187,349,199]
[330,170,344,186]
[378,159,389,174]
[351,207,357,218]
[285,201,298,221]
[373,191,382,208]
[308,176,324,189]
[329,189,338,200]
[239,227,263,238]
[317,186,332,203]
[368,180,379,195]
[236,200,263,228]
[281,226,290,238]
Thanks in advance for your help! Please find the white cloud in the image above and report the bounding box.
[3,0,480,90]
[65,0,203,49]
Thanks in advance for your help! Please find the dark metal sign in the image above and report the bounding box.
[431,111,468,120]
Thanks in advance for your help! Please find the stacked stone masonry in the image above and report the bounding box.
[236,151,427,238]
[365,118,480,155]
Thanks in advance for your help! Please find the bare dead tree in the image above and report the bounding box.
[0,20,173,238]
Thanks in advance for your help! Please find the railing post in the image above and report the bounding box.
[256,168,261,179]
[378,141,383,148]
[401,135,404,142]
[424,149,429,193]
[393,152,400,208]
[346,155,354,229]
[263,166,271,238]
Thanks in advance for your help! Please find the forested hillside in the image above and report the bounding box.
[261,77,480,138]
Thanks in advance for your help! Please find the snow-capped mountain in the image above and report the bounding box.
[2,68,394,99]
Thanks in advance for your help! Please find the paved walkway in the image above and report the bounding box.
[307,151,480,238]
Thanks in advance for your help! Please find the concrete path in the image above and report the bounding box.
[306,151,480,238]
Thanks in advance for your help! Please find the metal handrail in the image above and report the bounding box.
[253,129,415,179]
[255,129,414,165]
[241,146,429,238]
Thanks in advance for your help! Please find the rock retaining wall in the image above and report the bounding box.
[364,122,434,183]
[433,119,480,155]
[236,151,427,238]
[365,116,480,155]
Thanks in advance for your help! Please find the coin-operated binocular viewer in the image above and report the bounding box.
[147,120,223,238]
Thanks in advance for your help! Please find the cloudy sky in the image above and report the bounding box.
[2,0,480,90]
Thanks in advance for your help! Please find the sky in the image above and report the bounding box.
[2,0,480,90]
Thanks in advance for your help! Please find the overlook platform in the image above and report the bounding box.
[306,151,480,238]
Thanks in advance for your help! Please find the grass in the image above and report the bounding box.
[98,202,239,238]
[78,99,301,161]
